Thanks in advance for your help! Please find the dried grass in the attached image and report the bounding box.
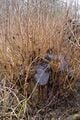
[0,0,80,119]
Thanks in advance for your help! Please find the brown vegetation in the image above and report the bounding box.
[0,0,80,119]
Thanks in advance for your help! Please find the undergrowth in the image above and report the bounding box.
[0,0,80,119]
